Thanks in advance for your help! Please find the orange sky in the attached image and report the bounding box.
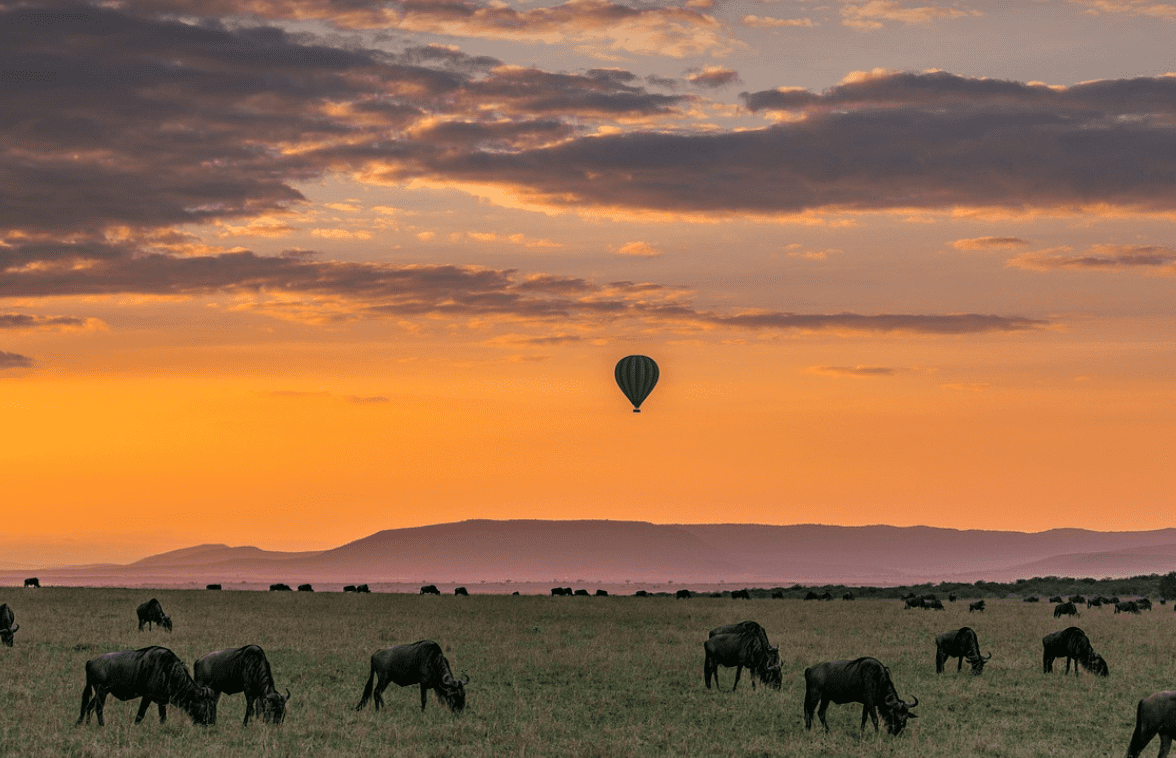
[4,0,1176,566]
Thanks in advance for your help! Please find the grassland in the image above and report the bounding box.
[0,588,1171,757]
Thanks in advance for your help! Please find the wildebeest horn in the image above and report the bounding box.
[284,688,291,702]
[906,695,919,708]
[460,672,470,685]
[983,652,992,661]
[8,624,16,633]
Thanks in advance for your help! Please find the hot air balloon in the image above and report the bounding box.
[614,355,659,413]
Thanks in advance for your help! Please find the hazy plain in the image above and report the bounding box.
[0,588,1169,757]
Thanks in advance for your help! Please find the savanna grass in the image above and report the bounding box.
[0,588,1171,757]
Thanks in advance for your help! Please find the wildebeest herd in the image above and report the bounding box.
[3,589,1175,756]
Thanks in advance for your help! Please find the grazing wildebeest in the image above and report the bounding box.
[76,646,215,727]
[355,584,370,593]
[343,585,357,593]
[1088,597,1103,608]
[1024,596,1040,602]
[1110,596,1122,605]
[634,590,649,597]
[704,621,781,691]
[935,627,991,675]
[772,591,784,599]
[420,585,441,596]
[269,584,292,592]
[1049,595,1063,603]
[948,593,957,602]
[805,591,820,601]
[194,645,290,725]
[573,589,590,597]
[1126,691,1176,758]
[843,592,855,601]
[1117,601,1142,614]
[136,599,172,633]
[925,598,945,611]
[1138,598,1154,611]
[1069,594,1086,604]
[732,589,751,600]
[355,641,469,714]
[23,577,39,588]
[904,596,925,609]
[297,584,313,592]
[1,603,19,647]
[803,658,918,736]
[676,589,692,599]
[1054,601,1079,618]
[206,584,222,591]
[969,600,985,613]
[1042,627,1108,677]
[595,589,609,596]
[551,587,568,596]
[454,587,469,596]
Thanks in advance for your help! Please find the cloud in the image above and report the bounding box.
[1067,0,1176,19]
[347,395,390,403]
[840,0,982,30]
[741,15,814,28]
[685,66,742,89]
[0,351,35,370]
[613,241,662,257]
[952,236,1029,251]
[810,365,899,376]
[1007,244,1176,272]
[0,313,98,330]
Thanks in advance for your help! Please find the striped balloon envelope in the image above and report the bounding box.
[614,355,659,413]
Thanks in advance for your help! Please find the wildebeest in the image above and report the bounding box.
[1138,598,1154,611]
[843,592,855,601]
[634,590,649,597]
[904,596,925,609]
[136,599,172,633]
[454,587,468,596]
[355,640,469,715]
[1042,627,1108,677]
[343,585,357,593]
[1049,595,1063,603]
[805,591,821,601]
[803,657,918,736]
[925,598,945,611]
[1088,597,1104,608]
[573,589,590,597]
[676,589,692,599]
[969,600,985,613]
[269,583,292,592]
[194,645,290,725]
[297,584,313,592]
[772,591,784,599]
[206,584,222,591]
[551,587,569,596]
[1126,690,1176,758]
[23,577,39,588]
[1117,601,1142,614]
[420,585,441,596]
[76,646,215,727]
[935,627,991,675]
[1069,594,1086,604]
[595,589,609,596]
[1054,601,1079,618]
[355,584,370,593]
[704,621,781,691]
[948,593,956,602]
[1024,596,1040,602]
[732,589,751,600]
[1,603,19,647]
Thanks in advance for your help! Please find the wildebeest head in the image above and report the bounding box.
[260,688,291,724]
[0,623,17,647]
[1088,653,1109,677]
[162,614,173,633]
[969,651,993,675]
[439,672,470,715]
[881,693,918,735]
[189,686,217,726]
[758,647,783,690]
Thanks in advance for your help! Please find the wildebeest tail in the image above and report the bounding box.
[1127,698,1149,758]
[76,680,95,725]
[355,663,376,711]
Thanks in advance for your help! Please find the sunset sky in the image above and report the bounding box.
[4,0,1176,566]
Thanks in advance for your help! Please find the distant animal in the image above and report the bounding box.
[343,585,357,593]
[194,645,290,725]
[1,603,19,647]
[1110,596,1121,605]
[1087,597,1103,608]
[924,598,945,611]
[634,590,649,597]
[1126,690,1176,758]
[1054,601,1079,618]
[1023,596,1040,602]
[355,640,469,715]
[904,596,924,609]
[454,587,468,596]
[23,577,39,588]
[512,591,519,596]
[355,584,370,593]
[420,585,441,596]
[803,657,918,736]
[676,589,692,599]
[297,584,313,592]
[594,589,608,596]
[1069,595,1086,604]
[935,627,991,675]
[705,621,781,691]
[820,591,834,601]
[76,646,215,727]
[1117,601,1141,614]
[1042,627,1108,677]
[805,591,820,601]
[1138,598,1153,611]
[573,589,590,597]
[969,600,985,613]
[1049,596,1063,603]
[772,591,784,599]
[732,589,750,600]
[843,592,855,601]
[948,593,956,602]
[551,587,568,596]
[269,584,292,592]
[206,584,222,591]
[136,599,172,633]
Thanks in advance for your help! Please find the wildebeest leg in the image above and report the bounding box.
[135,697,153,724]
[957,656,963,672]
[1157,734,1171,758]
[244,695,255,725]
[803,691,817,730]
[420,683,429,711]
[77,683,95,725]
[209,692,219,726]
[373,677,388,711]
[157,701,167,724]
[862,704,879,733]
[704,655,716,689]
[1127,720,1157,758]
[732,665,742,692]
[95,691,108,727]
[1043,652,1053,673]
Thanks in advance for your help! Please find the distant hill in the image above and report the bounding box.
[4,520,1176,588]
